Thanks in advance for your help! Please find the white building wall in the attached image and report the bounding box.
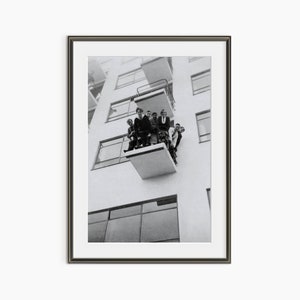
[88,57,211,242]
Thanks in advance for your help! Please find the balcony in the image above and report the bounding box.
[141,57,173,83]
[125,143,177,179]
[134,80,175,118]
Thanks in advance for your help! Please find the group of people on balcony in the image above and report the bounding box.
[124,107,184,165]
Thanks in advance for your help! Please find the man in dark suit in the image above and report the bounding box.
[134,108,152,147]
[124,118,137,152]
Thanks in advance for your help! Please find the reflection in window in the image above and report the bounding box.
[191,70,211,95]
[93,136,129,170]
[116,68,146,89]
[88,196,179,242]
[107,98,137,122]
[196,111,211,143]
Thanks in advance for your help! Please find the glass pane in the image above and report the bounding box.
[200,134,211,143]
[88,109,95,125]
[95,158,120,168]
[117,73,135,87]
[98,143,122,162]
[110,205,142,219]
[193,73,210,92]
[120,137,130,155]
[108,101,130,119]
[141,209,179,242]
[198,118,211,136]
[88,211,109,224]
[105,215,141,242]
[197,112,210,121]
[128,101,137,114]
[134,69,145,81]
[102,137,123,147]
[143,198,177,213]
[88,221,107,242]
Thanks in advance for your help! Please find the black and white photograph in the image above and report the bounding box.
[88,56,212,243]
[68,36,230,262]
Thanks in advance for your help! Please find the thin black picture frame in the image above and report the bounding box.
[68,36,231,263]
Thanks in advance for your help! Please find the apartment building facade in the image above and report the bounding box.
[88,56,211,243]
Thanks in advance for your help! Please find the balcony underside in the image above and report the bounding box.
[125,143,176,179]
[141,57,172,83]
[134,88,174,118]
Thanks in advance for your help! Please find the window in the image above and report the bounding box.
[188,56,203,63]
[191,70,211,95]
[196,110,211,143]
[107,98,137,122]
[88,196,179,243]
[116,68,146,89]
[93,135,130,169]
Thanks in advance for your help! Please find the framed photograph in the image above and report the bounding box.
[68,36,231,263]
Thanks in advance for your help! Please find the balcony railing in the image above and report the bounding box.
[133,79,175,117]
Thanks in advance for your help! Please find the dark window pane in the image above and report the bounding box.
[88,211,109,224]
[142,198,177,213]
[105,215,141,242]
[88,221,107,242]
[110,205,142,219]
[141,209,179,242]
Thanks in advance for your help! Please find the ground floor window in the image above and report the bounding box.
[88,195,179,242]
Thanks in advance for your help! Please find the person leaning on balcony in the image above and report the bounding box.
[134,108,152,147]
[157,109,170,132]
[168,124,180,164]
[149,112,159,144]
[123,119,137,152]
[174,123,185,152]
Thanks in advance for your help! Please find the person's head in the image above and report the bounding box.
[160,109,167,117]
[127,119,133,126]
[175,123,180,130]
[136,107,143,118]
[146,110,151,118]
[152,112,157,119]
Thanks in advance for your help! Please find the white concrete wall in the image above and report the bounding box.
[88,56,211,242]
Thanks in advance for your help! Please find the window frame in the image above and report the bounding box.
[106,97,137,122]
[92,134,130,170]
[88,195,179,243]
[115,68,146,89]
[191,70,211,95]
[195,110,211,143]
